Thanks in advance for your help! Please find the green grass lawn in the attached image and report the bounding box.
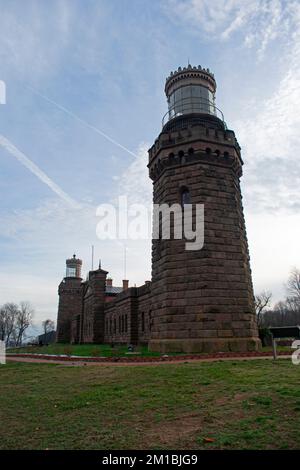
[1,359,299,449]
[7,343,290,357]
[8,343,160,357]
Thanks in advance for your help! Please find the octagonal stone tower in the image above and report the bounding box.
[148,65,260,353]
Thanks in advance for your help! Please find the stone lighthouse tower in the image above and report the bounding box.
[148,65,260,353]
[56,255,83,343]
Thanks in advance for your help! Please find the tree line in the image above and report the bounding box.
[0,301,56,347]
[255,267,300,328]
[0,301,34,346]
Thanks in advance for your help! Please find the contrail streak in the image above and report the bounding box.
[26,85,138,158]
[0,135,81,209]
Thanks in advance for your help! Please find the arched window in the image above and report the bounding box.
[181,187,191,206]
[179,151,185,164]
[168,152,175,165]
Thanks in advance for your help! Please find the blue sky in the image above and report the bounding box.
[0,0,300,331]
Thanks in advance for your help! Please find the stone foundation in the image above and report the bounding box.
[149,337,261,354]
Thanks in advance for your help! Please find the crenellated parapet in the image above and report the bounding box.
[148,123,243,181]
[165,65,216,96]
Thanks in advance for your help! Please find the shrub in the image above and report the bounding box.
[259,328,272,347]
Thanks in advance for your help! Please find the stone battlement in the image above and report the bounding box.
[165,65,216,95]
[149,123,240,162]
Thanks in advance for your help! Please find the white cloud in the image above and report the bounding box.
[167,0,250,35]
[246,212,300,303]
[116,142,152,206]
[0,1,112,84]
[235,2,300,212]
[0,1,73,81]
[166,0,292,58]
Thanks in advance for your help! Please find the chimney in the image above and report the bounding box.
[122,279,129,290]
[106,278,113,287]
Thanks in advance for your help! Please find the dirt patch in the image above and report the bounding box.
[141,413,204,448]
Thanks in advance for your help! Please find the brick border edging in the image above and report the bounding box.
[6,351,291,363]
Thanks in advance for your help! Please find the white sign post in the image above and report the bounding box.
[0,340,6,364]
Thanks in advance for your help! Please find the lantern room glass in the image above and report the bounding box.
[168,85,216,120]
[66,267,76,277]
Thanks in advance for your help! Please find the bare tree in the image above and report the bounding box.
[15,301,34,346]
[262,298,300,327]
[0,303,19,346]
[0,306,6,341]
[42,319,55,337]
[254,291,272,327]
[285,295,300,314]
[286,267,300,301]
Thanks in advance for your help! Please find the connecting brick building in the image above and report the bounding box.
[56,65,260,353]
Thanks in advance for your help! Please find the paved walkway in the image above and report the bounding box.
[6,354,291,367]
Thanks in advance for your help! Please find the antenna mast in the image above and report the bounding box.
[124,244,127,279]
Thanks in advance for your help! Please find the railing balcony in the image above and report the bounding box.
[162,97,225,128]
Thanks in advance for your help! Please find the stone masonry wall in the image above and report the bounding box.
[104,284,152,345]
[81,269,107,343]
[148,120,260,353]
[137,283,152,345]
[56,278,83,343]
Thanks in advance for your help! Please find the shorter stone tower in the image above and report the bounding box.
[56,255,83,343]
